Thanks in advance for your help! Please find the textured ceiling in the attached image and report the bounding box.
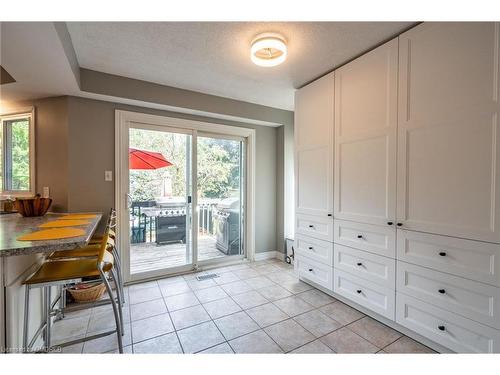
[67,22,414,110]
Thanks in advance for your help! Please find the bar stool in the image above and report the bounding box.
[22,232,124,353]
[47,209,125,309]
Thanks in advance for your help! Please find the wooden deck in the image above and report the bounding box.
[130,235,227,274]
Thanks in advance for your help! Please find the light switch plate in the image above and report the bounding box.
[105,171,113,182]
[42,187,50,198]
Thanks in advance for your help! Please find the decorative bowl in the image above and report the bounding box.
[14,196,52,217]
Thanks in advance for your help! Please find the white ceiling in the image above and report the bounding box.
[66,22,414,110]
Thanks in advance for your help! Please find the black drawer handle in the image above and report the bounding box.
[387,221,393,226]
[356,262,363,266]
[438,289,446,294]
[357,235,363,239]
[438,252,447,257]
[356,289,362,294]
[308,225,314,228]
[308,246,313,250]
[438,325,446,331]
[396,223,403,227]
[308,268,313,272]
[328,214,332,217]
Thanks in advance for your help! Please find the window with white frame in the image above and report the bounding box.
[0,109,35,196]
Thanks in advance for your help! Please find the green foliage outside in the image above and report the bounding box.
[11,120,30,190]
[129,128,241,203]
[0,119,30,191]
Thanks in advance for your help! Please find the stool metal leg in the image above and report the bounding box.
[45,287,52,351]
[111,267,125,335]
[112,248,125,306]
[22,285,30,353]
[100,268,123,353]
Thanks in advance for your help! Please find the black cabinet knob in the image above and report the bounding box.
[328,214,333,217]
[387,221,393,225]
[438,325,446,331]
[308,246,313,250]
[308,268,313,272]
[357,235,363,239]
[439,252,447,257]
[438,289,446,294]
[356,289,362,294]
[308,225,314,228]
[396,223,403,227]
[356,262,363,266]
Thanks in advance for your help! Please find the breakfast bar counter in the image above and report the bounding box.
[0,213,102,257]
[0,212,102,352]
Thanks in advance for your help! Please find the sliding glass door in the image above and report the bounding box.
[119,118,248,282]
[196,134,245,265]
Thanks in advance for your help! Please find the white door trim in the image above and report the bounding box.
[115,110,256,282]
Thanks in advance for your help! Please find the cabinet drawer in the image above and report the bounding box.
[296,214,333,242]
[296,256,333,291]
[397,261,500,329]
[396,293,500,353]
[295,235,333,266]
[334,244,395,288]
[334,219,395,258]
[334,268,395,320]
[397,230,500,287]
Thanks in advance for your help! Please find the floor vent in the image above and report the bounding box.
[196,273,219,281]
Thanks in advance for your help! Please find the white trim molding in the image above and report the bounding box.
[115,110,256,282]
[254,251,284,261]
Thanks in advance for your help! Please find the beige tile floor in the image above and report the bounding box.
[52,259,436,354]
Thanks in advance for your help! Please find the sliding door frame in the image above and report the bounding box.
[115,110,256,283]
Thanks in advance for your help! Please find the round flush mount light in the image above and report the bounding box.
[250,33,287,67]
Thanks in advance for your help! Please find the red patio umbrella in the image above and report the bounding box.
[129,148,173,170]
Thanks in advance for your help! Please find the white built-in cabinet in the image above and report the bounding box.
[334,38,398,227]
[294,22,500,353]
[294,72,334,219]
[397,22,500,243]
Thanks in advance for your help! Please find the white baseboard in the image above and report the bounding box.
[254,251,284,261]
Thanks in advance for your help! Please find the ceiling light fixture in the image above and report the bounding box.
[250,33,287,67]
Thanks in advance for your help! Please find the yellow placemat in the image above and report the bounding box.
[59,214,98,220]
[39,219,90,228]
[17,228,86,241]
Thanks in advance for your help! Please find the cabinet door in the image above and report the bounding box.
[334,39,398,226]
[295,72,334,218]
[397,22,500,243]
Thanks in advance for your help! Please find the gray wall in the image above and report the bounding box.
[66,96,278,254]
[5,95,286,254]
